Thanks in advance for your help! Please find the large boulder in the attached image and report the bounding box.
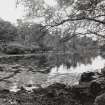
[94,93,105,105]
[79,71,98,84]
[90,77,105,96]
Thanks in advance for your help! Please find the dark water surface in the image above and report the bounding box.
[0,52,104,92]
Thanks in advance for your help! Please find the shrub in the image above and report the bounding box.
[2,43,26,54]
[3,45,25,54]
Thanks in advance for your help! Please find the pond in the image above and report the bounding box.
[0,53,105,92]
[46,56,105,86]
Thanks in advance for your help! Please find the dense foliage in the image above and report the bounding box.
[0,20,17,42]
[16,0,105,43]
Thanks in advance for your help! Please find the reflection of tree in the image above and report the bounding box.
[38,55,48,67]
[47,39,97,68]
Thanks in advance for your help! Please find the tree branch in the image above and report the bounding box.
[43,17,105,28]
[88,31,105,39]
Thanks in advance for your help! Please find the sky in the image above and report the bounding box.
[0,0,24,24]
[0,0,57,25]
[44,0,57,6]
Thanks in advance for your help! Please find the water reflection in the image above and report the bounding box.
[50,56,105,74]
[46,51,97,69]
[0,54,105,91]
[10,55,105,89]
[46,56,105,86]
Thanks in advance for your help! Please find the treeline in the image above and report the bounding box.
[0,19,99,55]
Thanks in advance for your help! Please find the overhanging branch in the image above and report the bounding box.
[43,17,105,28]
[88,31,105,39]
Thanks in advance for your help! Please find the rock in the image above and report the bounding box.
[79,71,98,84]
[46,90,56,98]
[71,84,94,105]
[72,84,90,98]
[94,93,105,105]
[90,77,105,96]
[101,67,105,76]
[47,83,66,90]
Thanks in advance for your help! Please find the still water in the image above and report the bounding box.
[0,55,105,92]
[46,56,105,86]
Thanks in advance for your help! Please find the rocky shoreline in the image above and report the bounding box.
[0,69,104,105]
